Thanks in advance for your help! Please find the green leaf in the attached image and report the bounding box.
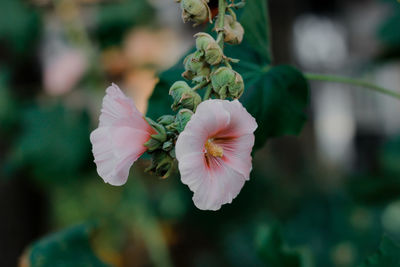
[256,224,305,267]
[29,224,110,267]
[242,65,309,149]
[359,235,400,267]
[240,0,272,63]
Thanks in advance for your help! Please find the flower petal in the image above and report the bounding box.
[217,134,255,179]
[99,84,150,132]
[219,99,258,137]
[192,162,246,211]
[177,152,206,192]
[175,131,206,159]
[90,124,149,186]
[186,99,231,137]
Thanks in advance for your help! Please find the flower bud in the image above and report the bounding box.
[182,53,211,81]
[179,0,211,26]
[174,109,193,133]
[157,115,175,126]
[169,81,202,111]
[223,15,245,45]
[195,33,223,65]
[145,150,175,179]
[211,67,244,99]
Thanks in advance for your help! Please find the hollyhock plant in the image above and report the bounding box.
[90,84,155,186]
[90,0,260,211]
[175,99,257,210]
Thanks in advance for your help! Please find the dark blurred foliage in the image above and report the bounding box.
[377,0,400,59]
[359,235,400,266]
[1,0,400,267]
[93,0,154,48]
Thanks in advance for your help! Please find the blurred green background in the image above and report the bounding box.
[1,0,400,266]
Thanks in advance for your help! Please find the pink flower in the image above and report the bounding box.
[90,84,155,186]
[175,99,258,210]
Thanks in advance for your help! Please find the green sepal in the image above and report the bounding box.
[145,117,167,143]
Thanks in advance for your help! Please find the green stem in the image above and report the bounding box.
[217,0,227,49]
[305,73,400,100]
[192,80,209,90]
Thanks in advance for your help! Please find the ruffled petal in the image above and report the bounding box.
[192,162,246,211]
[99,84,150,132]
[219,99,257,137]
[90,126,149,186]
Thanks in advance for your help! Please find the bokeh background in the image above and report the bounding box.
[1,0,400,266]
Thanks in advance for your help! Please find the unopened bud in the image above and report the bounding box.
[180,0,211,26]
[169,81,201,111]
[211,67,244,99]
[157,115,175,126]
[174,109,193,133]
[195,33,223,65]
[223,15,245,45]
[182,52,211,81]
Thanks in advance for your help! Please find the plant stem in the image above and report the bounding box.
[305,73,400,100]
[217,0,227,49]
[192,80,209,90]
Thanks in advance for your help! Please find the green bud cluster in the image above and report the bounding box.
[177,3,246,101]
[143,108,194,179]
[144,0,247,179]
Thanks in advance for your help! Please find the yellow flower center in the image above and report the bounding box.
[205,139,224,158]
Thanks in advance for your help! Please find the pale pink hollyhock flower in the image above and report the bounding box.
[176,99,258,210]
[90,84,155,186]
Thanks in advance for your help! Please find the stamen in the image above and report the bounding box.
[205,139,224,158]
